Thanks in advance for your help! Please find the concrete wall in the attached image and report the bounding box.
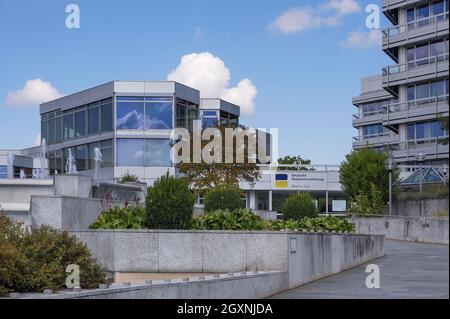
[11,271,289,299]
[31,196,126,230]
[387,198,449,217]
[70,230,385,290]
[350,216,449,244]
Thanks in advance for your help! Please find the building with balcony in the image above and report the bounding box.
[353,0,449,167]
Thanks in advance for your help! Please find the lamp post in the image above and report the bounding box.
[415,152,426,193]
[388,157,393,216]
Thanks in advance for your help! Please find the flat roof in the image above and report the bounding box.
[40,80,201,114]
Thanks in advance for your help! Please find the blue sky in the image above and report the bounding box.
[0,0,392,164]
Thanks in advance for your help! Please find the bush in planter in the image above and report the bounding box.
[191,208,265,230]
[282,193,317,220]
[146,173,195,229]
[203,184,243,213]
[90,206,146,229]
[0,214,106,296]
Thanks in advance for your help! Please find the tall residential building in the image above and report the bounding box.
[353,0,449,166]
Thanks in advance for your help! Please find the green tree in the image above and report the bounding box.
[146,173,195,229]
[339,147,399,204]
[282,193,318,220]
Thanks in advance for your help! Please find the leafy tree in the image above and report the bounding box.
[204,185,243,212]
[282,193,318,220]
[177,125,261,190]
[339,147,399,204]
[347,183,387,215]
[146,173,195,229]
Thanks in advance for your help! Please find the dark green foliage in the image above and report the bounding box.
[90,206,146,229]
[339,148,399,203]
[146,173,195,229]
[191,208,265,230]
[282,193,318,220]
[0,214,105,296]
[117,171,139,183]
[267,215,354,233]
[203,185,243,212]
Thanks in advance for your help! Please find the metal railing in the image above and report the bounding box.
[383,53,449,76]
[382,11,449,39]
[384,95,449,114]
[353,132,393,143]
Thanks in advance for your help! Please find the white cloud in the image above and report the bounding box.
[269,0,361,34]
[167,52,257,116]
[5,78,63,106]
[339,29,381,49]
[33,133,41,147]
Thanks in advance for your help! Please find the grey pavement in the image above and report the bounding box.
[270,240,449,299]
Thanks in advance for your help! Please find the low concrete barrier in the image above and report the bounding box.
[349,216,449,244]
[70,230,385,291]
[13,271,289,299]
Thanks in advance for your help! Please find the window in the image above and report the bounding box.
[408,79,449,102]
[63,112,75,140]
[144,139,172,167]
[430,80,445,97]
[116,98,145,130]
[417,4,430,26]
[75,145,87,171]
[202,117,218,128]
[100,100,113,132]
[431,41,446,61]
[362,124,384,137]
[88,103,99,134]
[432,0,445,21]
[75,108,86,138]
[407,121,448,141]
[55,116,62,143]
[88,139,113,169]
[415,44,429,64]
[175,98,199,131]
[0,165,7,179]
[145,98,173,129]
[117,139,144,166]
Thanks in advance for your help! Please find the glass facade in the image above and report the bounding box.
[116,96,174,130]
[407,79,449,101]
[362,124,385,137]
[41,98,113,145]
[407,39,449,66]
[117,138,172,167]
[176,98,199,131]
[407,120,448,140]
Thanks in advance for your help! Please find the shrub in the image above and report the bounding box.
[203,184,243,212]
[146,173,195,229]
[191,208,265,230]
[282,193,317,220]
[90,206,146,229]
[398,184,449,200]
[0,214,105,296]
[267,216,354,233]
[117,171,139,184]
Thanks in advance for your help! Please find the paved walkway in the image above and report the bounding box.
[271,240,449,299]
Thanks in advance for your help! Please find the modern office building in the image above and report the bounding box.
[353,0,449,167]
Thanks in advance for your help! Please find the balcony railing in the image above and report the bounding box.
[382,11,449,39]
[384,95,449,114]
[353,132,393,143]
[383,53,449,76]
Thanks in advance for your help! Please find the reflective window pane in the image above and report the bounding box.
[202,117,218,128]
[407,124,415,140]
[63,113,74,139]
[55,117,62,143]
[431,121,445,137]
[145,101,173,129]
[75,145,87,171]
[116,102,144,129]
[88,106,99,134]
[145,139,172,167]
[75,109,86,138]
[407,86,415,101]
[431,80,445,97]
[117,139,144,166]
[416,83,429,99]
[100,103,113,132]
